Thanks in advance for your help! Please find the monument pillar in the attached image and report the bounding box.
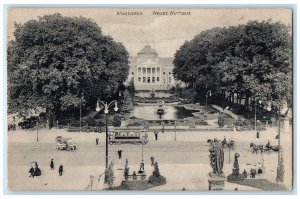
[208,172,226,191]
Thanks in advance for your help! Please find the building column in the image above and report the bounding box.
[152,68,156,85]
[150,67,153,84]
[143,67,147,84]
[145,67,148,84]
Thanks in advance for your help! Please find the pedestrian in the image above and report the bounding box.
[154,131,158,141]
[257,167,263,174]
[250,168,256,178]
[125,159,128,169]
[139,160,144,172]
[96,137,99,145]
[256,131,260,138]
[151,156,155,167]
[117,150,122,159]
[87,124,90,133]
[50,159,54,170]
[59,165,64,176]
[266,140,270,148]
[29,166,35,178]
[34,162,41,176]
[233,126,236,132]
[132,171,137,180]
[243,169,247,178]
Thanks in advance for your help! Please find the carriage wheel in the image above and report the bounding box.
[70,147,74,152]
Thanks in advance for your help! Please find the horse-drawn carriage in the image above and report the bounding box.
[250,142,279,154]
[56,136,78,151]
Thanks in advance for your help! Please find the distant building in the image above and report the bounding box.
[127,45,176,90]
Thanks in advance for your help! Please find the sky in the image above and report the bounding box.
[7,8,292,57]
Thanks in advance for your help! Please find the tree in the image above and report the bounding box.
[127,78,135,98]
[173,20,292,110]
[8,14,129,121]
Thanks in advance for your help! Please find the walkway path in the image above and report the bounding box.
[211,104,239,120]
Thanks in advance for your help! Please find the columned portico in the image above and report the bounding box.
[128,45,176,90]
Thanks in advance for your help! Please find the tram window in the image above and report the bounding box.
[115,132,118,136]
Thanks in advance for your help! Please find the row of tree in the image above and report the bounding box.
[8,14,130,122]
[173,20,292,112]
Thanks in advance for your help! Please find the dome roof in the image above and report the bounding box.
[137,45,158,56]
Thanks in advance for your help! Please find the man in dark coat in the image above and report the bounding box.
[50,159,54,170]
[29,166,35,178]
[34,163,41,176]
[117,150,122,159]
[59,165,64,176]
[154,131,158,141]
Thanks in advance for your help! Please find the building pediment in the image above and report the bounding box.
[137,58,160,67]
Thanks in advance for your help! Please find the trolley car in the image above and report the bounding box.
[108,128,149,145]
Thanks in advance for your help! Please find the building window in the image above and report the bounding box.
[132,72,134,75]
[157,77,160,82]
[138,68,141,73]
[143,77,146,83]
[157,68,160,73]
[163,72,165,75]
[152,68,155,74]
[169,77,171,83]
[138,77,141,82]
[169,72,171,75]
[143,68,146,74]
[152,77,155,83]
[163,78,166,84]
[147,77,151,83]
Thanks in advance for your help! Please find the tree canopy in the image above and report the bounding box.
[8,14,129,116]
[173,20,292,109]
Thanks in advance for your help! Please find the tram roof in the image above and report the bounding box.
[109,127,146,131]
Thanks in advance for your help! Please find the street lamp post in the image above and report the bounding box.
[96,100,118,169]
[90,175,94,191]
[142,139,144,161]
[254,102,257,133]
[276,107,284,183]
[274,101,288,183]
[254,100,262,133]
[206,90,212,111]
[36,120,39,142]
[174,120,177,142]
[80,92,82,132]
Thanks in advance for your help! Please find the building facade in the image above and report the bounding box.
[127,45,176,90]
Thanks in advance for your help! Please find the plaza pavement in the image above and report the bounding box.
[7,125,292,191]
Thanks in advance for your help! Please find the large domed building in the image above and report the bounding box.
[127,45,176,90]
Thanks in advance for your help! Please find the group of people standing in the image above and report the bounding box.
[29,162,41,178]
[50,159,64,176]
[29,159,64,178]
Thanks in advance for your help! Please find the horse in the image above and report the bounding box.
[265,144,279,152]
[250,143,264,154]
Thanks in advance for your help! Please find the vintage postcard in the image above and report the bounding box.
[6,7,293,191]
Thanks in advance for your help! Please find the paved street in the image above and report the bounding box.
[7,126,292,191]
